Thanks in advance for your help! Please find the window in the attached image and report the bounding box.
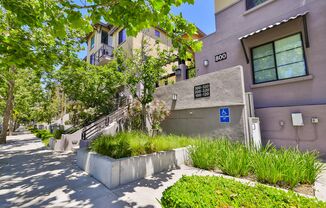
[101,31,108,44]
[90,36,95,49]
[118,29,127,45]
[252,33,307,84]
[90,54,95,65]
[155,29,161,38]
[246,0,268,10]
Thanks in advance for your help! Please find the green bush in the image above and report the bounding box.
[190,139,251,177]
[32,129,53,146]
[53,129,64,140]
[251,144,324,188]
[90,131,199,159]
[161,176,326,208]
[190,139,323,188]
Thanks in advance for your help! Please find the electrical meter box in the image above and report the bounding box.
[291,113,304,126]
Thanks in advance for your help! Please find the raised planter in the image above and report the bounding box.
[77,147,189,189]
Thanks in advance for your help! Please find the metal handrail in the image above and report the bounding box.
[81,97,128,141]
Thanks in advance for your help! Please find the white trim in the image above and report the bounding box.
[250,75,314,89]
[243,0,277,16]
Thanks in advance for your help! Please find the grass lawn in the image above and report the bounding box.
[161,176,326,208]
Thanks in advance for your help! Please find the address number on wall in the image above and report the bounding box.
[215,52,227,62]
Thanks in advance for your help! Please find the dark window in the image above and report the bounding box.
[90,36,95,49]
[155,29,160,38]
[90,54,95,65]
[101,31,108,44]
[118,29,127,45]
[252,33,307,84]
[246,0,268,10]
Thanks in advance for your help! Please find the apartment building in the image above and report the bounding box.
[85,23,205,85]
[195,0,326,156]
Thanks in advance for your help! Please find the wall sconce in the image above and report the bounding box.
[175,68,181,75]
[172,94,177,101]
[203,60,209,67]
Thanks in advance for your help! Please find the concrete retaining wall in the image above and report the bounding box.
[77,147,189,189]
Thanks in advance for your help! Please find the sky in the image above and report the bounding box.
[77,0,216,59]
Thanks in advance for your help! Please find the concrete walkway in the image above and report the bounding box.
[0,133,218,207]
[1,133,325,207]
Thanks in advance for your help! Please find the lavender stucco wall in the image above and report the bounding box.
[195,0,326,154]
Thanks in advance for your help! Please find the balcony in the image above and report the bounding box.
[94,44,114,65]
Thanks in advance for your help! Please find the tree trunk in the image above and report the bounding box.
[0,78,15,144]
[141,103,147,133]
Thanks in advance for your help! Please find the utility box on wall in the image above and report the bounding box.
[248,117,262,149]
[291,113,304,126]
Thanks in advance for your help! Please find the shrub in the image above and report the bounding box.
[251,144,324,188]
[90,131,199,159]
[53,129,64,140]
[32,129,54,146]
[190,140,323,188]
[190,139,251,177]
[161,176,326,208]
[90,134,132,159]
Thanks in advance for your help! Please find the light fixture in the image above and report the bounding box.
[203,60,209,67]
[172,94,177,101]
[175,68,182,75]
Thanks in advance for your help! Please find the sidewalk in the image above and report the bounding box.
[1,133,325,207]
[0,133,217,207]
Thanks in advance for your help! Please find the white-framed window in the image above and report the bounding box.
[246,0,269,10]
[90,36,95,49]
[251,33,308,84]
[118,29,127,45]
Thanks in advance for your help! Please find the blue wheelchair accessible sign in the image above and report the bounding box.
[219,107,230,123]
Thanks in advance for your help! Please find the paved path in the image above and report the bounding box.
[1,133,325,207]
[0,133,218,208]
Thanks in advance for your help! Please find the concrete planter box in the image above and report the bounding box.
[77,147,189,189]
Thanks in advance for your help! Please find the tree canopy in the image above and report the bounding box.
[0,0,202,142]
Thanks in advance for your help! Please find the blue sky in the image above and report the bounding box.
[77,0,215,59]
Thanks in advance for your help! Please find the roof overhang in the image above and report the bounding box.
[239,11,309,40]
[239,11,310,64]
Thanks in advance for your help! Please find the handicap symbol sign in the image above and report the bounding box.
[219,107,230,123]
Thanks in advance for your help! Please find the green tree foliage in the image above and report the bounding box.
[0,0,201,143]
[55,60,124,126]
[117,38,176,132]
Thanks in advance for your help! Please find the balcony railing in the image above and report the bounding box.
[94,44,114,65]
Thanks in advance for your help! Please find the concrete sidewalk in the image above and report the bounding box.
[0,133,217,207]
[1,133,325,207]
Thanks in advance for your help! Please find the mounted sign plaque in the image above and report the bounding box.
[194,83,210,99]
[215,52,227,62]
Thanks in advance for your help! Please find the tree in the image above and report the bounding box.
[0,0,201,143]
[117,38,177,132]
[55,59,125,126]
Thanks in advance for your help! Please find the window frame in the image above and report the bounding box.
[90,53,95,65]
[246,0,269,10]
[118,29,127,45]
[154,29,161,38]
[90,36,95,49]
[101,30,108,45]
[250,32,309,85]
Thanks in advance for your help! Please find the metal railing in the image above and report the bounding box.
[81,97,128,141]
[94,44,114,65]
